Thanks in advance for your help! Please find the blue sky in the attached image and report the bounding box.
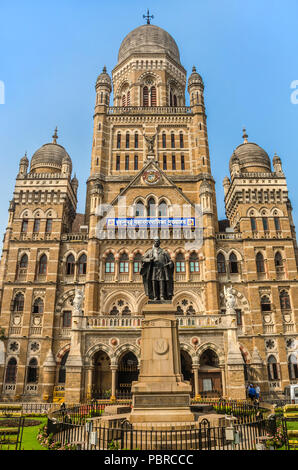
[0,0,298,239]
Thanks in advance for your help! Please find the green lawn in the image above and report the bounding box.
[0,416,48,451]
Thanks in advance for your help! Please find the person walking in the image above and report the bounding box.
[255,385,260,407]
[248,384,256,403]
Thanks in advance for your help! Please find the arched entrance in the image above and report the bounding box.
[180,350,194,394]
[198,349,222,397]
[117,351,139,395]
[92,350,111,399]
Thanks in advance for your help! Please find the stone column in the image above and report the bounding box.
[192,366,199,399]
[111,365,118,401]
[85,366,93,402]
[42,348,56,402]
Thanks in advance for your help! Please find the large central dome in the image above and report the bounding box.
[118,24,181,64]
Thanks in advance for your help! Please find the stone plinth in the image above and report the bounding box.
[130,303,194,423]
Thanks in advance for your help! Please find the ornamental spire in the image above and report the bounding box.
[143,9,154,25]
[242,128,248,144]
[52,126,58,144]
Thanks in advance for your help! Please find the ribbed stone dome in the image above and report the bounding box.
[229,131,271,174]
[118,24,180,64]
[30,142,72,173]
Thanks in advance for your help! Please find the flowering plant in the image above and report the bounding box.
[265,425,285,449]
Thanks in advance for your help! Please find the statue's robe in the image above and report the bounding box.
[140,247,174,300]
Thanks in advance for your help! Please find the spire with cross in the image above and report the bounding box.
[143,9,154,25]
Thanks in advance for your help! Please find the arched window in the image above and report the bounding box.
[171,133,175,148]
[176,253,185,273]
[38,255,47,275]
[179,133,184,148]
[126,132,130,149]
[66,254,75,276]
[262,217,269,231]
[150,86,156,106]
[13,293,24,312]
[45,219,52,233]
[280,290,291,310]
[117,133,121,149]
[134,133,138,149]
[33,219,40,233]
[274,252,284,273]
[135,201,145,217]
[5,358,17,384]
[256,252,265,273]
[27,358,38,383]
[58,351,69,384]
[143,86,149,106]
[133,253,142,273]
[110,306,119,315]
[261,295,271,312]
[122,306,131,316]
[105,253,115,273]
[267,355,280,381]
[18,254,28,277]
[62,311,72,328]
[217,253,226,273]
[288,354,298,380]
[78,254,87,275]
[190,253,199,273]
[162,133,166,148]
[147,198,156,217]
[158,200,168,217]
[32,298,44,314]
[229,252,239,273]
[119,253,129,273]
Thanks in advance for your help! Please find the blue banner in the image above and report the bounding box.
[106,217,195,228]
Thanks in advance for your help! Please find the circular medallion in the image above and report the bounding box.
[153,338,169,355]
[142,169,161,185]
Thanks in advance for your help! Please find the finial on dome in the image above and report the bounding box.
[143,8,154,25]
[102,65,107,73]
[52,127,58,144]
[192,66,197,72]
[242,128,248,144]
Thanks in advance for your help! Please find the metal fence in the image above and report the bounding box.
[48,416,272,451]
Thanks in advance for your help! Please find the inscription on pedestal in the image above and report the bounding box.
[134,394,190,408]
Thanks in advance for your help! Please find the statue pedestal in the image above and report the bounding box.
[130,303,194,423]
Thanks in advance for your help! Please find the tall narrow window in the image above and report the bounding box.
[180,133,184,148]
[262,217,268,231]
[181,155,185,170]
[116,155,120,171]
[13,293,24,312]
[162,133,166,148]
[256,252,265,273]
[158,201,167,217]
[288,354,298,380]
[151,86,156,106]
[134,133,138,149]
[119,253,129,273]
[163,154,167,170]
[274,217,281,231]
[78,254,87,275]
[38,255,47,275]
[134,155,138,171]
[122,94,126,107]
[5,358,17,384]
[190,253,199,272]
[18,254,28,277]
[27,358,38,384]
[135,201,145,217]
[172,154,176,170]
[33,219,40,233]
[105,253,115,273]
[32,298,44,314]
[261,295,271,312]
[58,351,69,384]
[274,252,284,273]
[127,90,130,106]
[126,132,130,149]
[148,198,156,217]
[267,355,280,381]
[217,253,226,273]
[176,253,186,272]
[173,94,177,106]
[143,86,149,106]
[229,252,239,273]
[63,311,72,328]
[21,219,28,233]
[171,133,175,148]
[280,290,291,310]
[251,217,257,231]
[117,133,121,149]
[66,254,75,276]
[133,253,142,273]
[45,219,52,233]
[125,155,129,171]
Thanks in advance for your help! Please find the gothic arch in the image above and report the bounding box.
[179,342,197,361]
[102,291,136,315]
[114,343,140,364]
[197,342,225,366]
[56,344,70,364]
[85,343,115,366]
[56,289,76,314]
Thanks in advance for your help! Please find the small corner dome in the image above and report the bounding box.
[229,131,271,174]
[188,66,204,89]
[118,24,180,64]
[30,142,72,174]
[199,180,212,194]
[96,66,112,91]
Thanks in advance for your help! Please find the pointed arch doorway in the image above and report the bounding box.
[117,351,139,395]
[198,348,222,397]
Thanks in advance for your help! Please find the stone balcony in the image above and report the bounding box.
[107,106,192,115]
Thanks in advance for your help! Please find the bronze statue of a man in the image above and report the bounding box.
[140,237,174,301]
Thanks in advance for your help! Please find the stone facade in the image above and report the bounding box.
[0,22,297,403]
